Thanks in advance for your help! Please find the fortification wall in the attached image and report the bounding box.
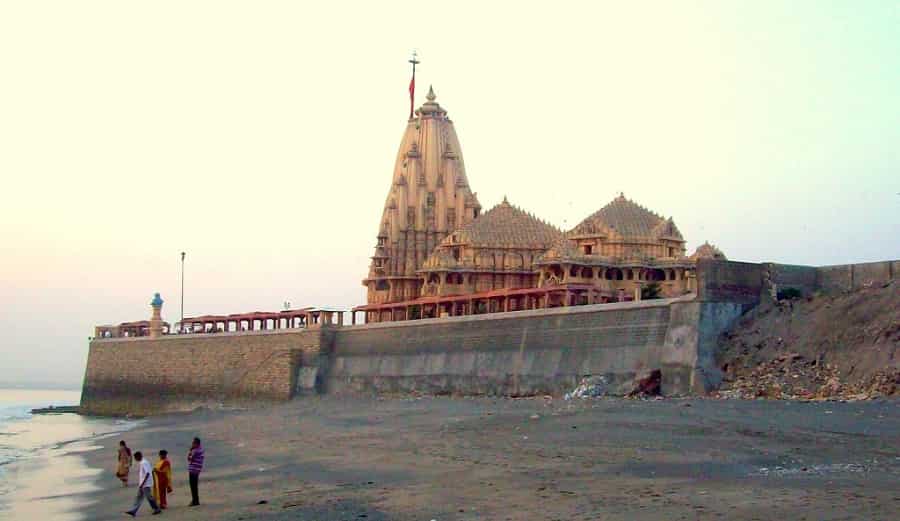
[80,329,322,415]
[327,297,708,396]
[79,259,898,415]
[695,259,763,304]
[696,259,899,299]
[816,260,898,293]
[770,263,819,295]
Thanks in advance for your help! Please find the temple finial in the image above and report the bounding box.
[427,85,436,101]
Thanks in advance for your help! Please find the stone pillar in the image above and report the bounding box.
[634,286,642,301]
[149,293,164,338]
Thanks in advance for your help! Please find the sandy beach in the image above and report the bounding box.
[55,396,899,521]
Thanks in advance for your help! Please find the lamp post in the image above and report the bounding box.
[180,251,186,330]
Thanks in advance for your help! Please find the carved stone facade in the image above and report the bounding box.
[359,92,723,322]
[536,194,698,304]
[363,87,481,305]
[418,197,563,300]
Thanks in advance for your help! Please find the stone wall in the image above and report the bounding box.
[80,329,322,415]
[695,259,763,305]
[81,259,897,415]
[695,259,899,300]
[817,260,898,293]
[327,297,702,396]
[770,263,819,295]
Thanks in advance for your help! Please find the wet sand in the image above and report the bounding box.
[74,396,899,520]
[0,440,103,521]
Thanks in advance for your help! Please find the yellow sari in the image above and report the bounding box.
[152,458,173,508]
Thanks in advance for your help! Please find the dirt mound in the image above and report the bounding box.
[715,280,899,400]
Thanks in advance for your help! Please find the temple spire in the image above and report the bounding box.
[427,85,436,101]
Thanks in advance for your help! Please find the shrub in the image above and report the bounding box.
[642,282,662,300]
[777,287,803,300]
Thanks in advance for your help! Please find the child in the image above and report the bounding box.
[152,450,174,509]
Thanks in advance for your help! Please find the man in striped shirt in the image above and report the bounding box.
[187,437,204,506]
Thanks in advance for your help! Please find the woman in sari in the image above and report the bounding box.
[152,449,174,509]
[116,440,132,486]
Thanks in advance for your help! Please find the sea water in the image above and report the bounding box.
[0,388,140,519]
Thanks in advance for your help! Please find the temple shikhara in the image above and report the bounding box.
[354,85,725,323]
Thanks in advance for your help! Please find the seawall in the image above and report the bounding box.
[80,296,740,415]
[80,329,322,415]
[329,298,674,396]
[81,259,897,415]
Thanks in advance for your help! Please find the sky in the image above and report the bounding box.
[0,1,898,388]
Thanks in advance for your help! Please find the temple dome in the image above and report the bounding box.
[571,193,684,242]
[421,198,563,271]
[445,198,563,249]
[690,241,727,261]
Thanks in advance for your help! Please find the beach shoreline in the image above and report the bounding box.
[56,395,900,521]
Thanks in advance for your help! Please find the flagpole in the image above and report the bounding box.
[408,51,419,119]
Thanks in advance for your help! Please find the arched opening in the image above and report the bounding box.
[626,270,634,280]
[646,269,666,282]
[581,267,593,278]
[569,266,579,278]
[606,268,623,280]
[375,279,390,291]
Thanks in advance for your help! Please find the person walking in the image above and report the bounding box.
[116,441,133,487]
[125,451,161,516]
[186,437,204,506]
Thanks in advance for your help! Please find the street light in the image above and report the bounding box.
[180,252,186,331]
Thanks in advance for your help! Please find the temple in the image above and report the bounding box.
[354,89,724,323]
[91,78,728,334]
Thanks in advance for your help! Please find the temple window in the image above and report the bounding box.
[452,247,461,261]
[375,280,390,291]
[668,247,674,257]
[582,267,593,278]
[583,244,593,255]
[569,266,579,277]
[606,268,623,280]
[626,270,634,280]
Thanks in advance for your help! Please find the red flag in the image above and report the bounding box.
[408,76,415,119]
